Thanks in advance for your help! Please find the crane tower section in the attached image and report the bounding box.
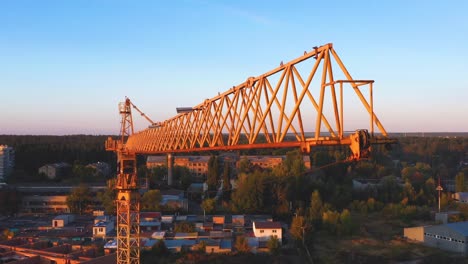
[106,99,140,264]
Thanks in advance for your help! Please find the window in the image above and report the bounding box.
[99,228,103,232]
[260,230,264,233]
[272,230,277,233]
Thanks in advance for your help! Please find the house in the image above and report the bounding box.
[93,220,114,238]
[140,212,162,232]
[52,214,75,228]
[404,221,468,255]
[252,221,282,243]
[213,215,225,225]
[161,215,175,224]
[232,215,245,226]
[38,162,71,180]
[204,239,232,254]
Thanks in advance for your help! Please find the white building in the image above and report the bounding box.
[52,214,75,228]
[93,220,115,238]
[252,221,282,243]
[0,145,14,181]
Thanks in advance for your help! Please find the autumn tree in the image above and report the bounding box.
[235,236,250,253]
[308,190,323,227]
[290,215,306,242]
[201,198,216,214]
[174,221,195,233]
[322,209,340,234]
[456,172,466,192]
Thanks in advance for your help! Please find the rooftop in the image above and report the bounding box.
[254,221,281,229]
[445,221,468,236]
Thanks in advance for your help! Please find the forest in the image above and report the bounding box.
[0,135,116,183]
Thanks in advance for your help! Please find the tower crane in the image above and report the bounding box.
[105,43,397,264]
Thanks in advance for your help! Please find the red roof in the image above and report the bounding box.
[254,221,281,229]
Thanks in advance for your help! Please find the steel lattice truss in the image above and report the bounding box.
[125,44,389,154]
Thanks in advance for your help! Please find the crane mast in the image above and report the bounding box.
[106,98,140,264]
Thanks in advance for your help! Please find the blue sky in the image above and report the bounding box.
[0,0,467,135]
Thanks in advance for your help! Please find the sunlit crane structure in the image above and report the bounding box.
[105,43,397,264]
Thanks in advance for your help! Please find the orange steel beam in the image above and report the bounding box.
[124,43,394,155]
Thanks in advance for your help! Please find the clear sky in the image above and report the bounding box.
[1,0,467,135]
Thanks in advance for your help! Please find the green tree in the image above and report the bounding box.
[207,156,219,194]
[238,157,253,174]
[201,198,216,214]
[235,236,250,253]
[339,209,355,236]
[222,162,232,201]
[66,184,93,215]
[141,189,162,211]
[456,172,466,192]
[149,165,167,188]
[151,239,169,256]
[231,170,264,213]
[267,235,280,255]
[97,185,116,215]
[173,166,192,190]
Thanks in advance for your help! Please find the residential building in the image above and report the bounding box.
[38,162,71,180]
[93,220,114,238]
[453,192,468,203]
[147,155,311,178]
[23,194,70,214]
[18,185,106,214]
[0,145,14,181]
[140,212,161,232]
[147,155,211,177]
[86,162,111,177]
[252,221,282,243]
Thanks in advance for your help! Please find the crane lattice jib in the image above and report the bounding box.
[125,43,394,156]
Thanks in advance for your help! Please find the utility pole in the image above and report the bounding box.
[436,177,443,213]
